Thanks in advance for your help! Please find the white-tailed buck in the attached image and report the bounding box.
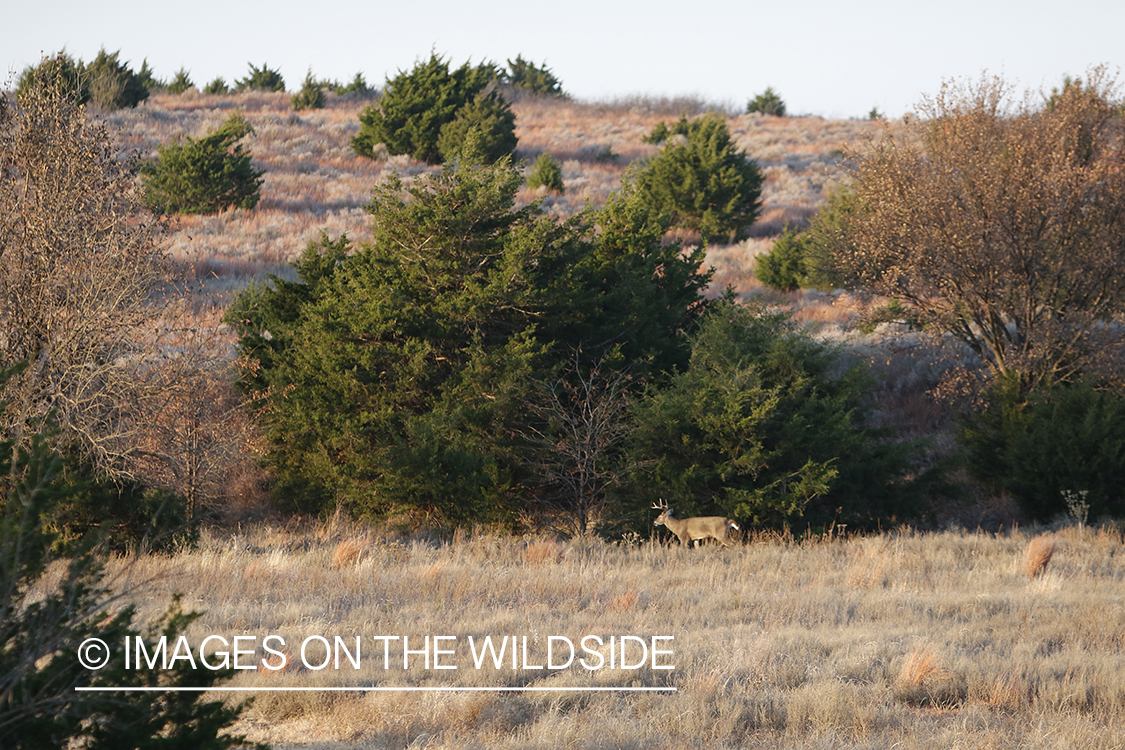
[652,501,740,547]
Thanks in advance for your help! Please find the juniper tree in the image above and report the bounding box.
[141,113,264,215]
[635,113,764,243]
[351,53,511,165]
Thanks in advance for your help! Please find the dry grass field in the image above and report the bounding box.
[101,522,1125,749]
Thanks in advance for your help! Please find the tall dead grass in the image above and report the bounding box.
[103,524,1125,749]
[1022,533,1058,579]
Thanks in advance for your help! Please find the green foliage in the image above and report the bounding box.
[634,113,764,243]
[227,158,713,524]
[502,55,565,97]
[42,452,194,554]
[435,92,518,164]
[141,113,264,215]
[203,77,229,95]
[754,188,859,291]
[236,62,285,92]
[167,68,194,95]
[17,49,150,109]
[291,70,326,111]
[585,188,712,377]
[747,86,787,116]
[330,72,374,98]
[962,380,1125,521]
[595,145,619,163]
[228,159,579,519]
[85,48,149,109]
[628,300,912,529]
[134,59,162,93]
[526,152,564,193]
[17,51,88,104]
[755,226,808,291]
[0,433,262,750]
[351,53,508,164]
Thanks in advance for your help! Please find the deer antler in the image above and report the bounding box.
[652,499,669,511]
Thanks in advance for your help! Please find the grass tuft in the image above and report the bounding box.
[893,645,967,708]
[1022,533,1057,579]
[330,535,369,569]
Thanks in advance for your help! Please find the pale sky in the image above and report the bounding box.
[5,0,1122,118]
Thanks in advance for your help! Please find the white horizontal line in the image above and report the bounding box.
[76,686,677,693]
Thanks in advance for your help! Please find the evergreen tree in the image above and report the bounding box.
[167,68,194,95]
[635,113,764,243]
[351,53,507,164]
[291,70,326,111]
[503,55,565,97]
[747,86,787,116]
[0,429,262,750]
[227,150,712,523]
[235,62,285,92]
[85,48,149,109]
[436,91,518,164]
[203,77,229,95]
[526,152,564,193]
[141,113,264,215]
[628,300,911,529]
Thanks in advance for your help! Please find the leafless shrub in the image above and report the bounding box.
[840,67,1125,392]
[0,71,168,480]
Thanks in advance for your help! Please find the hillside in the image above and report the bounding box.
[102,91,878,307]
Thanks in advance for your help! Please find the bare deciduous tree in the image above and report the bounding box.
[838,67,1125,392]
[0,69,167,484]
[523,351,634,536]
[128,331,263,519]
